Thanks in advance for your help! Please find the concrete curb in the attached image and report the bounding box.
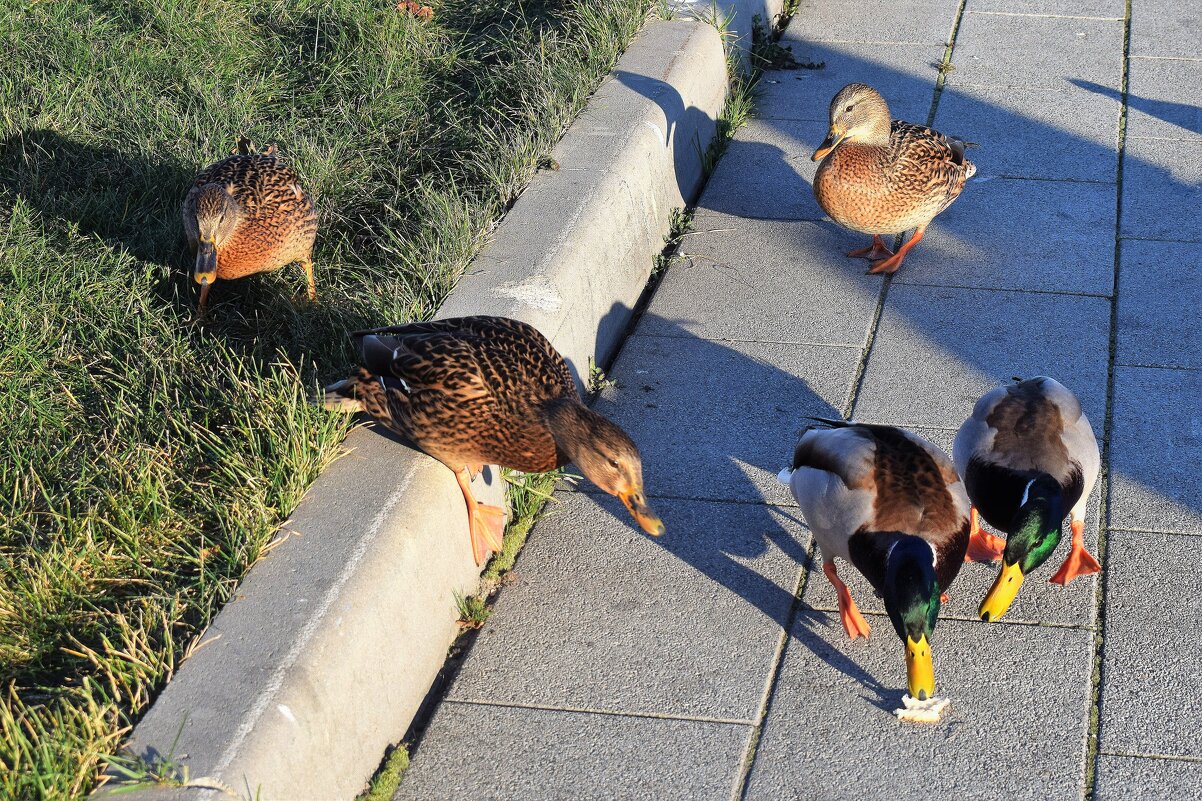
[95,18,729,801]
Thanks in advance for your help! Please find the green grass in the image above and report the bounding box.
[357,744,410,801]
[0,1,654,798]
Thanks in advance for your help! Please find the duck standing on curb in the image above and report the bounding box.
[324,315,664,565]
[812,83,975,275]
[779,419,970,700]
[182,139,318,313]
[953,377,1102,622]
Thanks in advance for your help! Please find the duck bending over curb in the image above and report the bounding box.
[953,377,1102,622]
[182,139,318,312]
[324,315,664,565]
[779,419,970,700]
[812,83,975,275]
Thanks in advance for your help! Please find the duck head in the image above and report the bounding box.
[191,183,241,306]
[811,83,892,161]
[979,474,1064,622]
[862,534,941,700]
[546,400,664,537]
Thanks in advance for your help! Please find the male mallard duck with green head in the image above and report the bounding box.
[779,419,970,700]
[953,377,1101,622]
[812,83,975,275]
[325,316,664,565]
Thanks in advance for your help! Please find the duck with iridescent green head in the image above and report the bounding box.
[953,376,1102,622]
[779,419,971,700]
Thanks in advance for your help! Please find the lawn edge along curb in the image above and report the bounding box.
[94,18,735,801]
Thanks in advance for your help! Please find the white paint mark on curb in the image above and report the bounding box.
[643,119,667,147]
[494,276,562,311]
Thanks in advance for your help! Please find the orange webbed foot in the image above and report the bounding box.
[847,235,894,261]
[1049,520,1101,585]
[965,506,1005,563]
[824,561,871,640]
[967,530,1005,563]
[469,503,507,567]
[867,253,906,274]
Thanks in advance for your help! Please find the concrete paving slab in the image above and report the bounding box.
[1117,239,1202,370]
[744,614,1092,799]
[692,117,827,220]
[1099,530,1202,758]
[759,39,942,124]
[641,213,882,346]
[1108,367,1202,534]
[799,425,1101,629]
[968,0,1124,17]
[789,0,959,46]
[1130,3,1201,60]
[395,703,751,801]
[1119,136,1202,244]
[592,333,860,505]
[933,83,1121,182]
[893,176,1117,296]
[1124,57,1202,142]
[447,493,805,720]
[1094,755,1202,801]
[948,12,1124,92]
[854,285,1111,429]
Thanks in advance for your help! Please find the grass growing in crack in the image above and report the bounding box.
[357,744,410,801]
[485,469,568,584]
[587,358,619,394]
[453,592,492,631]
[0,1,654,798]
[652,207,696,277]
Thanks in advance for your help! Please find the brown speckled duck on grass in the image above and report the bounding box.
[812,83,975,275]
[324,315,664,565]
[182,139,318,312]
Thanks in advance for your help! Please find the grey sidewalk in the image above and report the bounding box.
[396,2,1202,799]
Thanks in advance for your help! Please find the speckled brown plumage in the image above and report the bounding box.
[181,146,317,308]
[324,315,663,565]
[341,316,577,473]
[812,83,975,274]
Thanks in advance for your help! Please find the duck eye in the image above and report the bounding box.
[845,104,854,112]
[608,458,620,469]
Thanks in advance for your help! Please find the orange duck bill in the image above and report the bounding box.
[619,487,664,537]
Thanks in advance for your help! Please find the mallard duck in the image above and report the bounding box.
[811,83,975,275]
[324,315,664,565]
[779,419,970,700]
[953,377,1101,622]
[182,140,317,312]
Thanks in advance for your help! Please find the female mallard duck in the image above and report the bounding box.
[779,419,970,700]
[182,141,317,312]
[953,377,1101,622]
[811,83,975,275]
[324,315,664,565]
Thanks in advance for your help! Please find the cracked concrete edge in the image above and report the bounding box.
[92,17,733,801]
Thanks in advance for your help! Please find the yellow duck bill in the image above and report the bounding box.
[979,561,1025,622]
[905,634,935,701]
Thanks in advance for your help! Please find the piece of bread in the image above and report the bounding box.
[893,694,951,724]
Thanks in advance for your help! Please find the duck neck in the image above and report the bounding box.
[858,114,892,147]
[543,397,603,466]
[1006,474,1064,571]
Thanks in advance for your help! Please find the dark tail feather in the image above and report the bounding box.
[801,415,851,428]
[360,334,398,375]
